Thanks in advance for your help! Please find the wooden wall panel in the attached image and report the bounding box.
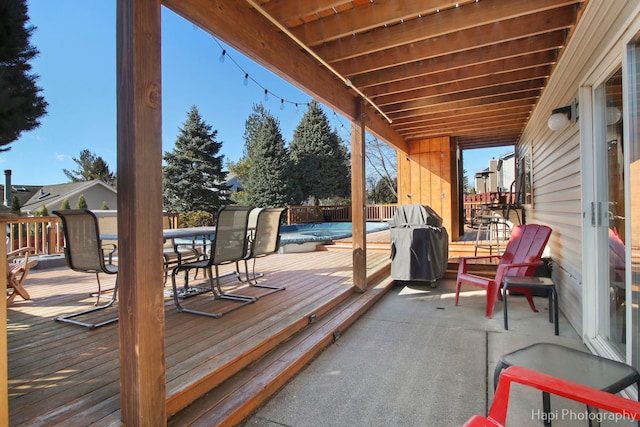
[396,137,453,240]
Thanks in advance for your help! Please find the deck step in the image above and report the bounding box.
[168,262,393,427]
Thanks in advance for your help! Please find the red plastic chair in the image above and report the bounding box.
[455,224,552,318]
[462,366,640,426]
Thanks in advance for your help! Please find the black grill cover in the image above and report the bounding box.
[390,204,449,282]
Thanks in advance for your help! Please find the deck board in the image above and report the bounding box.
[7,250,390,426]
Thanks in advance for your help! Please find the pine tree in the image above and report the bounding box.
[63,149,116,184]
[60,199,70,210]
[0,0,48,149]
[34,204,48,216]
[76,195,87,209]
[288,101,350,205]
[163,105,229,214]
[242,104,290,207]
[10,195,21,215]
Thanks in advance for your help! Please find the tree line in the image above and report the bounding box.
[162,102,352,216]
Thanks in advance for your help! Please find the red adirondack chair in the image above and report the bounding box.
[455,224,552,318]
[462,366,640,426]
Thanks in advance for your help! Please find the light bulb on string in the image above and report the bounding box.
[295,103,299,112]
[280,99,285,110]
[243,73,249,86]
[264,89,269,101]
[219,49,226,63]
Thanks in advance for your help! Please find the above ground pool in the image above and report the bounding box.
[278,222,389,253]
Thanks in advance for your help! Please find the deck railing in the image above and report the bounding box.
[463,192,522,224]
[0,206,398,257]
[3,215,63,255]
[287,204,397,224]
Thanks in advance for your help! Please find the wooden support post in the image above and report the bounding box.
[351,102,367,292]
[1,215,10,427]
[116,0,166,425]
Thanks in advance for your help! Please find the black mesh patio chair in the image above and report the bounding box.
[170,205,256,318]
[53,209,118,328]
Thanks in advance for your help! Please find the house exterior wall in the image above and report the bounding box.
[519,1,640,345]
[396,136,456,239]
[473,156,515,193]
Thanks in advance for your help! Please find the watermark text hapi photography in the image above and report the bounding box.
[532,408,635,423]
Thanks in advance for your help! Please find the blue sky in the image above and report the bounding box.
[3,1,509,186]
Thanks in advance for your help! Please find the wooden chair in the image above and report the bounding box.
[170,205,255,318]
[455,224,552,318]
[53,209,118,328]
[6,246,37,305]
[463,366,640,426]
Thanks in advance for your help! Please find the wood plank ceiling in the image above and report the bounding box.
[165,0,588,150]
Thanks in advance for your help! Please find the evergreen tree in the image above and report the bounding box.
[0,0,48,149]
[60,198,70,210]
[288,101,350,205]
[10,195,21,215]
[370,177,397,204]
[163,105,229,215]
[242,104,290,207]
[63,149,116,184]
[76,195,87,209]
[34,204,48,216]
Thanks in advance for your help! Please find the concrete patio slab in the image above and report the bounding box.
[243,279,634,426]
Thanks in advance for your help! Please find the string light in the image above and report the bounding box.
[211,37,350,134]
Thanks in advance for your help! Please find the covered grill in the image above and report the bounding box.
[389,204,449,283]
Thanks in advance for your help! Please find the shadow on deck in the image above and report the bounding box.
[7,249,392,426]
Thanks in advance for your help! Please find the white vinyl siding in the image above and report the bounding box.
[518,1,640,337]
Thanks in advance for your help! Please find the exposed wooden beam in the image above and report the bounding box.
[261,0,354,24]
[375,67,550,107]
[386,79,547,114]
[390,100,534,128]
[388,91,541,120]
[401,119,529,139]
[116,0,166,425]
[334,6,577,76]
[352,32,564,89]
[290,0,465,46]
[309,0,579,60]
[162,0,407,152]
[367,52,556,98]
[401,112,532,134]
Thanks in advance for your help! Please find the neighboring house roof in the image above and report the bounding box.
[0,180,117,215]
[225,173,242,193]
[0,174,237,214]
[0,184,42,213]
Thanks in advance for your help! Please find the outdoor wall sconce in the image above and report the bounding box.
[548,99,578,131]
[607,104,621,125]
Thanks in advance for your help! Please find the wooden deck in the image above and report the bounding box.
[7,250,392,426]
